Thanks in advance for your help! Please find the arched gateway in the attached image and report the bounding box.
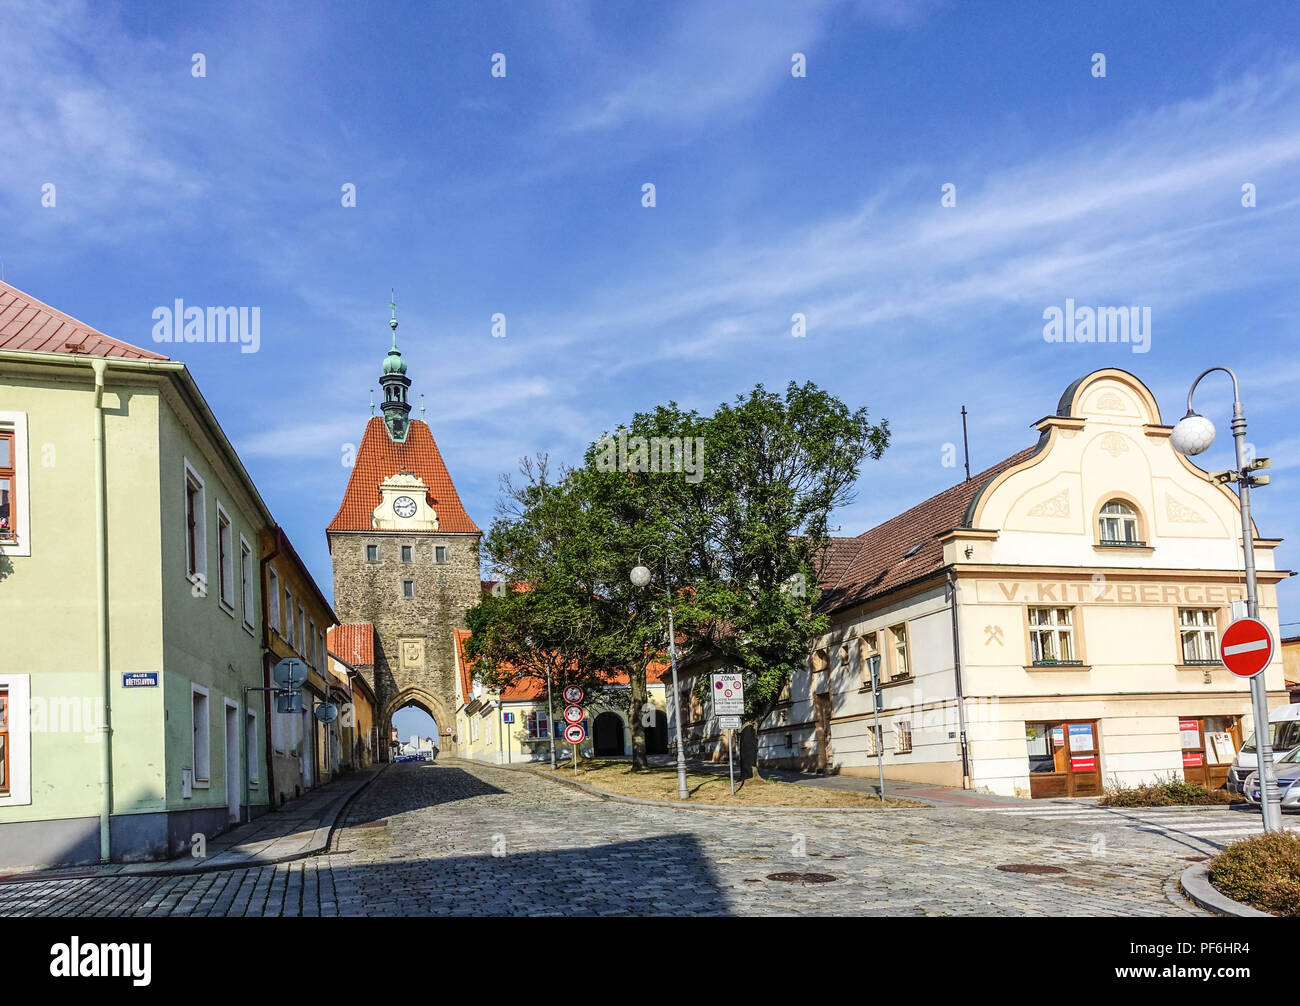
[326,302,482,757]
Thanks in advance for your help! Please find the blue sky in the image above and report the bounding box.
[4,0,1300,637]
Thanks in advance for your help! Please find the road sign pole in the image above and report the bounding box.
[728,729,735,795]
[572,741,577,776]
[1229,396,1282,833]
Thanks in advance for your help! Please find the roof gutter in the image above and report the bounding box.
[89,359,113,861]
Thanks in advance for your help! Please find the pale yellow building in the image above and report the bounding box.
[671,369,1290,799]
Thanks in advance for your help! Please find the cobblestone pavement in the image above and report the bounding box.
[0,761,1209,917]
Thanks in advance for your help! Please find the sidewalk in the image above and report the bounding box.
[0,763,386,884]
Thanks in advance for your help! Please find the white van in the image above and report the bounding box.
[1227,703,1300,794]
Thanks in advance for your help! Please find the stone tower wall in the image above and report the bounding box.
[328,531,481,752]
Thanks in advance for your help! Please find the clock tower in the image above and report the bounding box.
[326,302,482,756]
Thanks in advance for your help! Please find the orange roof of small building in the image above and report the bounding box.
[329,624,375,667]
[0,280,169,360]
[453,628,663,703]
[327,416,480,535]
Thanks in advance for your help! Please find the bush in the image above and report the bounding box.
[1209,833,1300,916]
[1100,774,1240,807]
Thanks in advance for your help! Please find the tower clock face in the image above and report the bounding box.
[393,495,418,519]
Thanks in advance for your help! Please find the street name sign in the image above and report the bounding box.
[1220,617,1274,677]
[122,672,158,688]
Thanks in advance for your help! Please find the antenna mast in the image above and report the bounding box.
[961,405,971,482]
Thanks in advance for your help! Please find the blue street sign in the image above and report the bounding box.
[122,672,158,688]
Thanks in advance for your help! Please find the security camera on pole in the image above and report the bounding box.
[1170,366,1281,833]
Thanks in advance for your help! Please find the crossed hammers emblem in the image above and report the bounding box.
[984,625,1004,646]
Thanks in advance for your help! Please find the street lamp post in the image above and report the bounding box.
[1170,366,1281,833]
[631,549,690,800]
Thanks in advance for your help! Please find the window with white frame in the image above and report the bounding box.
[0,413,30,556]
[470,717,479,742]
[859,631,881,687]
[184,461,207,584]
[0,675,30,806]
[527,708,550,740]
[402,580,415,599]
[888,623,910,681]
[1179,608,1220,663]
[1098,499,1143,546]
[297,604,306,654]
[283,586,293,638]
[401,545,412,563]
[268,567,280,632]
[435,545,447,564]
[864,722,880,757]
[1028,607,1077,663]
[216,505,234,611]
[240,537,255,628]
[366,544,379,563]
[246,711,259,785]
[895,719,913,754]
[191,685,211,785]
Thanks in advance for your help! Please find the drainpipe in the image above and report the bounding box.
[91,359,114,861]
[947,569,971,789]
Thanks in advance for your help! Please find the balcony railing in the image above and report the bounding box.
[1098,538,1147,547]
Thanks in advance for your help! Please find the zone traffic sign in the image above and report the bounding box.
[1220,617,1275,678]
[564,723,586,743]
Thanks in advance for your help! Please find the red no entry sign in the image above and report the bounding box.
[1220,617,1274,677]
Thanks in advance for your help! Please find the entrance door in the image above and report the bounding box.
[1181,716,1241,789]
[813,691,833,773]
[225,701,241,824]
[645,710,669,754]
[593,712,625,756]
[301,707,314,788]
[1026,720,1101,798]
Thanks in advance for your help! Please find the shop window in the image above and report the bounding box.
[887,624,910,681]
[1025,719,1101,798]
[1028,607,1080,665]
[1097,499,1145,546]
[894,720,912,754]
[1179,608,1219,664]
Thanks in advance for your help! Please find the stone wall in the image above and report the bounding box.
[328,531,481,753]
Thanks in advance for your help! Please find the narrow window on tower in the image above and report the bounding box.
[401,545,413,563]
[366,544,379,563]
[435,545,447,564]
[402,580,415,599]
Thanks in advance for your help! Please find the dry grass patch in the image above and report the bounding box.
[541,760,924,808]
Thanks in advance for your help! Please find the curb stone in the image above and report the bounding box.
[1179,862,1274,918]
[455,757,928,813]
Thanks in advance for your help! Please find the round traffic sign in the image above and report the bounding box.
[272,657,308,689]
[1220,617,1275,677]
[563,685,584,704]
[564,723,586,743]
[563,704,584,724]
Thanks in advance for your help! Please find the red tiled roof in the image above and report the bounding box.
[0,281,169,360]
[817,446,1040,614]
[328,623,375,667]
[453,628,663,702]
[327,416,480,534]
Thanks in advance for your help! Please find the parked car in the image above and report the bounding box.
[1227,703,1300,795]
[1243,743,1300,811]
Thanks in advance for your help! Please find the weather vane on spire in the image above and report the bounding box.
[388,289,399,347]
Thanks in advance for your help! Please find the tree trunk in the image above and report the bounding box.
[629,663,648,770]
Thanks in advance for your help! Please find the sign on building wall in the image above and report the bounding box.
[121,672,159,688]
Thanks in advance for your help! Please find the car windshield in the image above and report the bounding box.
[1241,720,1300,753]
